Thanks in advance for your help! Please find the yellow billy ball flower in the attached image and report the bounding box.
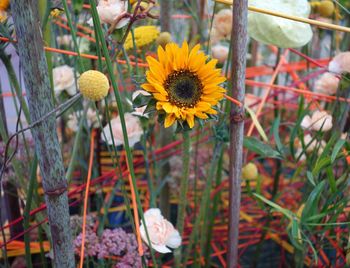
[124,25,160,51]
[0,0,10,11]
[141,41,226,129]
[318,0,335,18]
[0,10,7,23]
[78,70,109,101]
[242,162,258,180]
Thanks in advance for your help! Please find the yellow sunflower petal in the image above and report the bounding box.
[195,111,209,119]
[186,114,195,128]
[195,102,212,111]
[164,114,176,128]
[154,93,168,101]
[147,56,166,82]
[141,83,157,93]
[162,102,178,114]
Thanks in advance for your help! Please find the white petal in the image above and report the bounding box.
[151,244,172,254]
[300,115,311,129]
[166,230,182,249]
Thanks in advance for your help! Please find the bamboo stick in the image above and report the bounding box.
[227,0,248,267]
[215,0,350,33]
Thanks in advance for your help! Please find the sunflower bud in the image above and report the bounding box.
[78,70,109,101]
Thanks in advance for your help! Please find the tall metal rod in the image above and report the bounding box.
[11,0,75,267]
[227,0,248,267]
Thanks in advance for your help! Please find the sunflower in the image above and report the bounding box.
[141,41,226,128]
[124,25,160,51]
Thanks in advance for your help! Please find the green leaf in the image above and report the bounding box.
[331,139,346,163]
[253,193,293,220]
[244,137,282,159]
[306,171,316,187]
[271,115,284,154]
[301,181,325,223]
[312,157,331,178]
[326,166,336,193]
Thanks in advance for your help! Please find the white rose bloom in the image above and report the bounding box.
[102,113,143,147]
[140,208,182,253]
[53,65,78,96]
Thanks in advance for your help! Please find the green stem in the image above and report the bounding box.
[183,143,222,266]
[204,149,224,268]
[174,131,191,267]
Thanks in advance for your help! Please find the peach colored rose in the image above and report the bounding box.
[314,72,339,95]
[140,208,181,253]
[102,113,142,147]
[301,111,333,132]
[56,35,72,46]
[67,108,101,132]
[328,52,350,74]
[131,90,151,118]
[211,44,229,63]
[88,0,129,28]
[212,9,232,40]
[295,134,326,161]
[53,65,78,96]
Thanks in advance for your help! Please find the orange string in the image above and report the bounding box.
[125,159,144,256]
[247,50,289,136]
[79,131,95,268]
[0,37,148,67]
[245,79,350,104]
[224,94,242,107]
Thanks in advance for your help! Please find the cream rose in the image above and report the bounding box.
[102,113,142,147]
[211,44,229,64]
[212,9,232,40]
[301,111,333,132]
[53,65,78,96]
[88,0,129,28]
[328,52,350,74]
[314,72,339,95]
[140,208,181,254]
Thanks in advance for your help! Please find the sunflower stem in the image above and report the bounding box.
[174,131,191,267]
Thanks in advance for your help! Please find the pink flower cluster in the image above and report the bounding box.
[73,227,147,268]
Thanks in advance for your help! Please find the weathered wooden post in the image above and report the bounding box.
[227,0,248,267]
[11,1,75,267]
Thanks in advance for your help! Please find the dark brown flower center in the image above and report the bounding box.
[164,70,203,108]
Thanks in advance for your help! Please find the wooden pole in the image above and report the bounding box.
[11,1,75,267]
[227,0,248,267]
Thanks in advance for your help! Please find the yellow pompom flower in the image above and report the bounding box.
[124,25,160,51]
[0,10,7,23]
[141,41,226,129]
[0,0,10,11]
[242,162,258,180]
[78,70,109,101]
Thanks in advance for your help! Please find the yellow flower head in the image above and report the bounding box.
[242,162,258,180]
[78,70,109,101]
[0,0,10,11]
[124,25,160,51]
[0,9,7,23]
[50,8,64,18]
[141,41,226,129]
